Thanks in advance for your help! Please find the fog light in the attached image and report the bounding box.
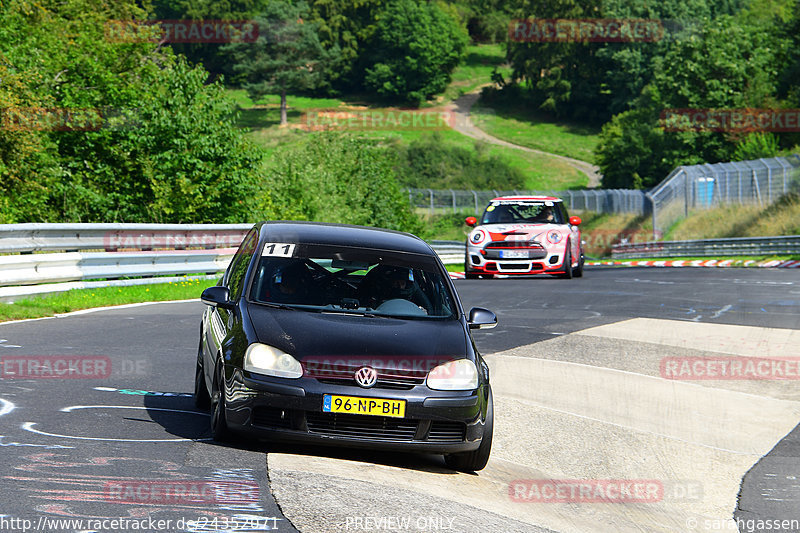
[548,256,559,264]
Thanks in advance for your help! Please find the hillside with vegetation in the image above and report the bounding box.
[1,0,798,242]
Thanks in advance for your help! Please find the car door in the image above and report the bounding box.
[203,228,258,383]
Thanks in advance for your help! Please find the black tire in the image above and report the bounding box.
[574,252,584,278]
[445,389,493,472]
[558,244,573,279]
[210,361,232,441]
[194,341,210,410]
[465,273,480,279]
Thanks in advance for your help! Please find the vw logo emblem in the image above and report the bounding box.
[354,366,378,388]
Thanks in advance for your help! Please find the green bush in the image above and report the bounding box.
[396,133,525,189]
[260,133,422,234]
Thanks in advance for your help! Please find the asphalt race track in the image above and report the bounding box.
[0,266,798,533]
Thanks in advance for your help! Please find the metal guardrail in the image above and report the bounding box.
[0,223,251,254]
[0,225,465,302]
[611,235,800,259]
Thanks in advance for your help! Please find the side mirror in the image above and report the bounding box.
[465,216,477,227]
[201,286,233,309]
[569,216,582,226]
[468,307,497,330]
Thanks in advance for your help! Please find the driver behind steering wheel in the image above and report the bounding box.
[376,266,432,313]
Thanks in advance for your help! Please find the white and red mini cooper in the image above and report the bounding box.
[464,196,584,279]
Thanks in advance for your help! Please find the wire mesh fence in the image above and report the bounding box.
[406,188,649,216]
[648,155,800,237]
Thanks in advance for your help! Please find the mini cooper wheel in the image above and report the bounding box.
[574,253,584,278]
[444,389,493,472]
[558,244,573,279]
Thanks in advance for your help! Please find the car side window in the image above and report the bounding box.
[226,229,258,300]
[559,203,570,223]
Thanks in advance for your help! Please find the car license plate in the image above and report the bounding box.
[500,250,527,259]
[323,395,406,418]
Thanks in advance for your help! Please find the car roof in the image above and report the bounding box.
[254,221,433,255]
[490,195,562,202]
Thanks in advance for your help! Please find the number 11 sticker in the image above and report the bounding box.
[261,243,296,257]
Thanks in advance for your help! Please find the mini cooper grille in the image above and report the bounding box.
[499,263,532,270]
[252,407,292,429]
[427,421,467,443]
[306,412,418,441]
[485,241,543,249]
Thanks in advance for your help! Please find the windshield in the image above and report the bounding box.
[481,201,563,225]
[249,243,456,319]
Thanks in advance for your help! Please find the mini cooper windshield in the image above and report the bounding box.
[481,200,564,225]
[249,243,456,319]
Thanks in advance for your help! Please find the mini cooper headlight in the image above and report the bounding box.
[244,343,303,379]
[426,359,479,391]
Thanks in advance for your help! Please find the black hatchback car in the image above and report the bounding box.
[195,221,497,471]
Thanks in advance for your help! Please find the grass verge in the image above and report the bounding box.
[471,101,600,164]
[0,278,217,323]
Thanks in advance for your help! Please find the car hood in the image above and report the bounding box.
[246,304,468,362]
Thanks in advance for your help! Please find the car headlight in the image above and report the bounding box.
[244,343,303,379]
[426,359,479,391]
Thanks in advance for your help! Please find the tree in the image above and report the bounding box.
[223,1,331,125]
[361,0,468,105]
[0,0,263,223]
[306,0,384,91]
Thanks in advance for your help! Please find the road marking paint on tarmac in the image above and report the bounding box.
[575,317,800,357]
[0,436,73,449]
[0,398,15,417]
[22,422,212,442]
[59,405,208,415]
[22,405,210,442]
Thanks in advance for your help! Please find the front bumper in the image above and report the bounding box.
[223,369,490,453]
[466,243,567,275]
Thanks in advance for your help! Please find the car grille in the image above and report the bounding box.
[307,363,428,390]
[252,406,292,429]
[483,241,546,260]
[306,412,418,441]
[486,241,543,249]
[427,421,467,443]
[316,377,424,390]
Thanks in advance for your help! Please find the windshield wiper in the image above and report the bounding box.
[254,301,298,311]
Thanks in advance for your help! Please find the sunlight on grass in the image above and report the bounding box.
[472,103,600,164]
[0,278,218,323]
